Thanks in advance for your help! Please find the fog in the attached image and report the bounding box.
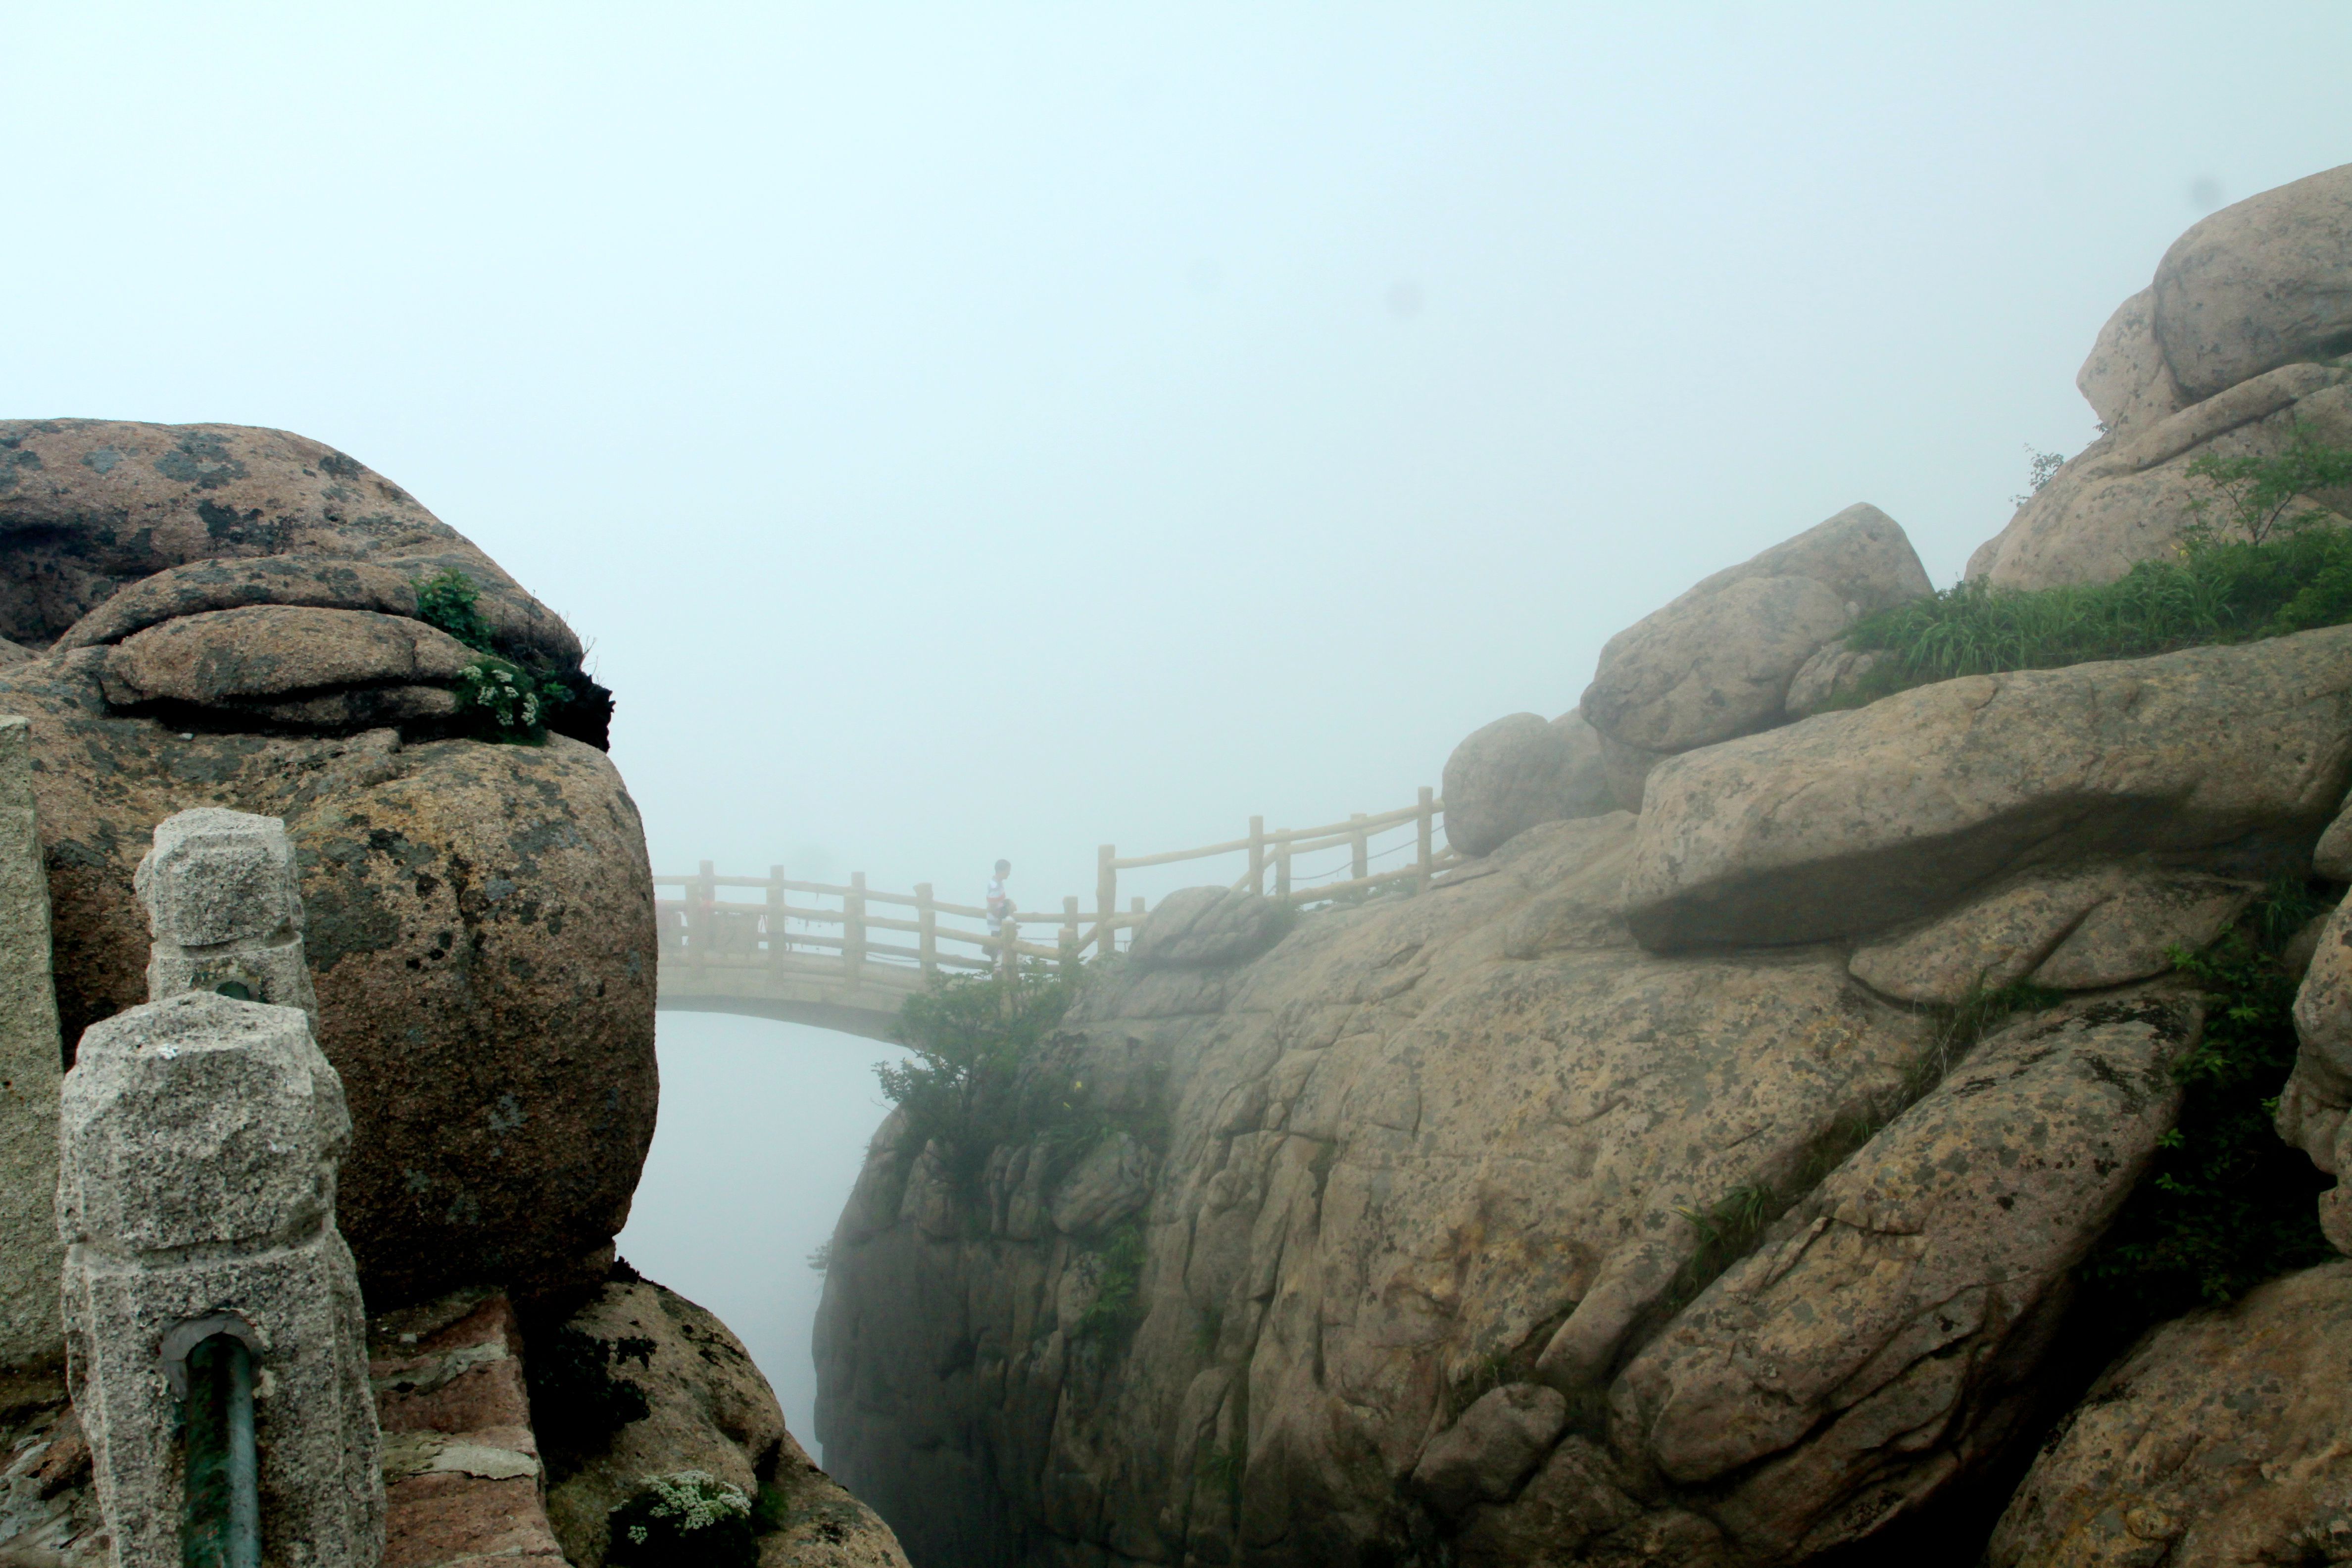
[10,2,2351,1451]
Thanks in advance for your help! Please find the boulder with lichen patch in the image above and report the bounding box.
[1580,504,1931,756]
[1987,1258,2352,1568]
[1440,711,1611,855]
[0,419,651,1307]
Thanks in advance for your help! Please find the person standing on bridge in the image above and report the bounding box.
[986,859,1014,935]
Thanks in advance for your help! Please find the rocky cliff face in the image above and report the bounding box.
[814,165,2352,1567]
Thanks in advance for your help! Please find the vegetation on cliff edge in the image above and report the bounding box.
[1837,429,2352,700]
[2074,881,2334,1342]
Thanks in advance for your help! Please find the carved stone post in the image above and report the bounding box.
[135,807,319,1024]
[59,808,381,1568]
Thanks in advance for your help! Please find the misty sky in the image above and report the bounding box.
[9,3,2352,1452]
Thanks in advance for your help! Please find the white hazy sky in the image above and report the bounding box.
[10,3,2352,1451]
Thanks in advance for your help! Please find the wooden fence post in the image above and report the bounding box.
[1351,812,1369,883]
[1060,896,1079,978]
[1000,914,1020,1017]
[845,872,867,984]
[1096,844,1117,958]
[1418,786,1435,890]
[916,882,936,980]
[767,865,786,975]
[1249,816,1265,896]
[693,860,716,973]
[1274,833,1292,902]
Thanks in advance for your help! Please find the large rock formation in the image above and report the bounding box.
[0,421,653,1307]
[813,787,2269,1566]
[817,166,2352,1566]
[1970,163,2352,588]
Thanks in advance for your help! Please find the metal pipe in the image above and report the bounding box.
[184,1333,260,1568]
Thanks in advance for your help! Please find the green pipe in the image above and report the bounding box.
[183,1333,259,1568]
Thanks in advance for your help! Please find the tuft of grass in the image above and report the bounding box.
[2075,881,2334,1337]
[1198,1443,1246,1500]
[1833,430,2352,705]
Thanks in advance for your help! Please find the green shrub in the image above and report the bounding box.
[1838,431,2352,702]
[874,961,1083,1188]
[2075,883,2333,1343]
[454,655,561,743]
[605,1471,757,1568]
[414,567,495,652]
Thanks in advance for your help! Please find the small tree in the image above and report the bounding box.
[2186,422,2352,544]
[875,961,1082,1188]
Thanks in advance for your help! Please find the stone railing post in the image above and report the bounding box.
[59,808,382,1568]
[134,807,319,1023]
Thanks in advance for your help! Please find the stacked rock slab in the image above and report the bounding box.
[0,717,63,1373]
[369,1291,565,1568]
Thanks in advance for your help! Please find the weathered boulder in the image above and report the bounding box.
[2285,893,2352,1252]
[0,650,656,1308]
[1407,1383,1568,1520]
[2077,287,2191,441]
[1440,711,1609,855]
[541,1276,909,1568]
[0,420,647,1307]
[1129,886,1286,970]
[1848,861,2254,1005]
[1968,366,2352,588]
[2315,788,2352,879]
[1613,995,2193,1563]
[1968,164,2352,590]
[1624,625,2352,949]
[1987,1258,2352,1568]
[1782,638,1883,720]
[0,718,62,1374]
[1580,504,1931,755]
[2150,160,2352,403]
[0,420,577,667]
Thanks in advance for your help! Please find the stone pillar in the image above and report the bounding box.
[0,717,64,1372]
[59,805,381,1568]
[135,807,320,1023]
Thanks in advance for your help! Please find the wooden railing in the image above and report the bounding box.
[654,788,1454,993]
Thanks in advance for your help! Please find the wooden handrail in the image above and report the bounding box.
[660,786,1447,988]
